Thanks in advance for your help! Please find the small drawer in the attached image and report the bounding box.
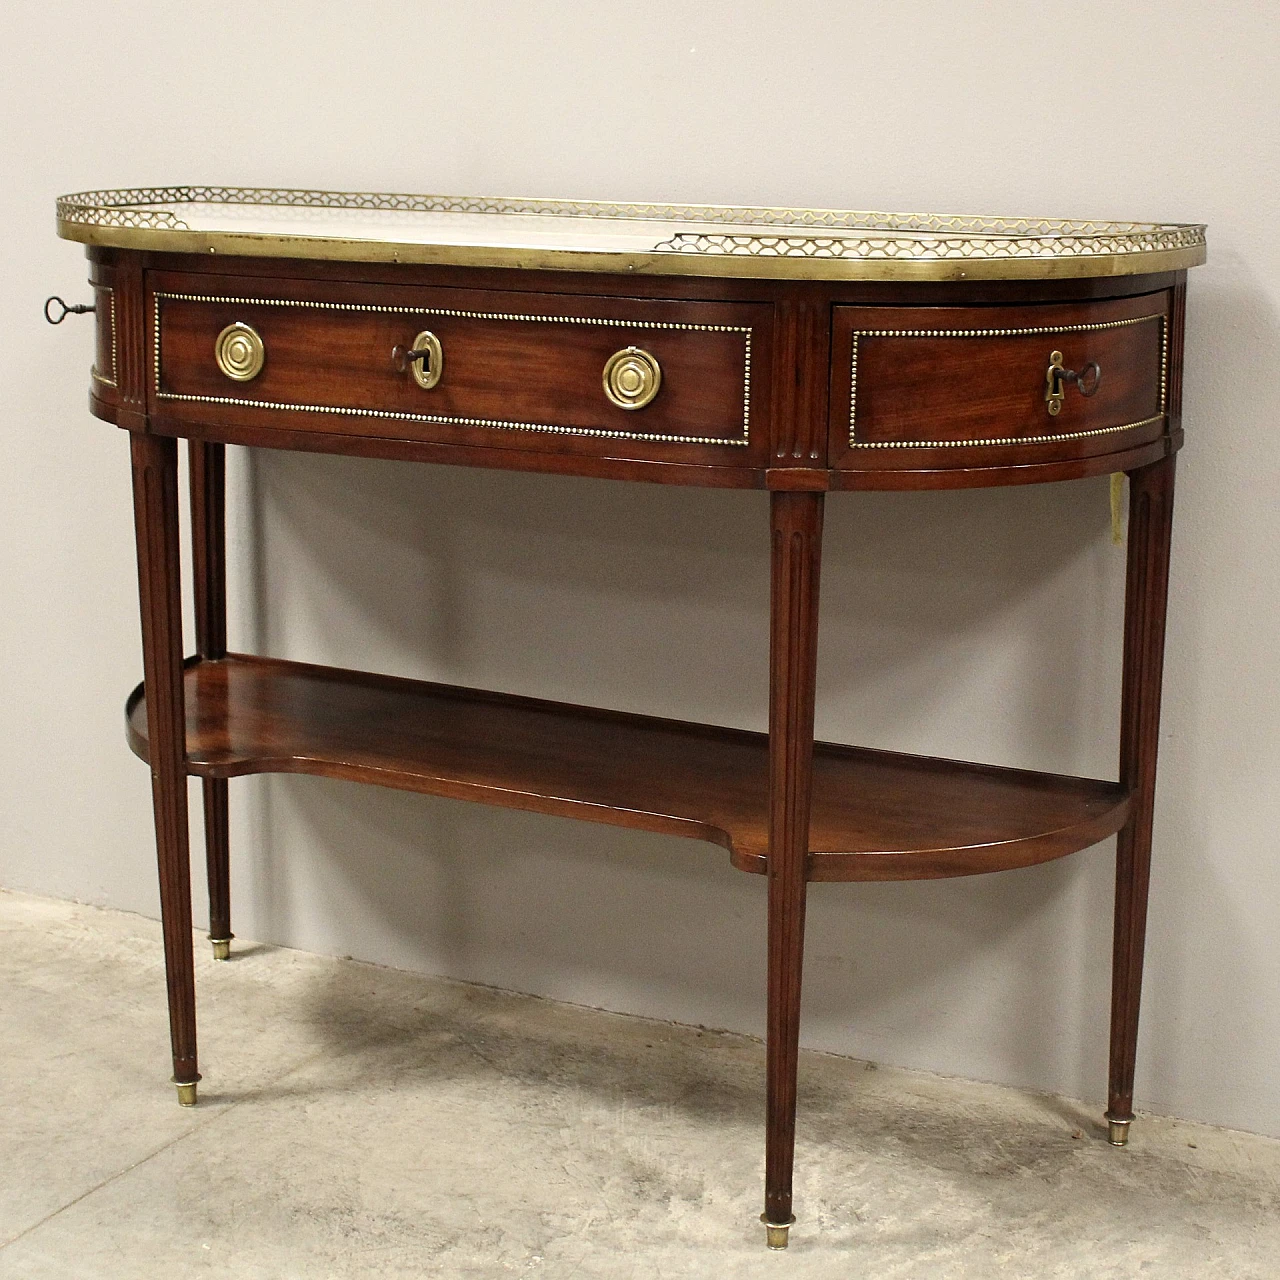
[829,294,1169,471]
[91,282,117,390]
[149,274,770,467]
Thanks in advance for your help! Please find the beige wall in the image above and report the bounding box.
[4,3,1277,1135]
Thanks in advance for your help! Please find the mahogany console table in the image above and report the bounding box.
[54,187,1205,1249]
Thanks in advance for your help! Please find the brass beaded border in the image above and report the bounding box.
[90,285,117,388]
[153,292,752,448]
[848,313,1167,449]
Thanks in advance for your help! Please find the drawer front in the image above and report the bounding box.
[91,282,117,391]
[149,274,770,467]
[829,294,1169,471]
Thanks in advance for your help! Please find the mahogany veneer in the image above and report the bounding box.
[125,654,1132,882]
[829,294,1167,468]
[56,188,1202,1251]
[151,274,770,467]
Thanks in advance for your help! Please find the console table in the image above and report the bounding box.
[53,187,1205,1249]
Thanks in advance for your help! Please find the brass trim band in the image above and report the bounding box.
[56,187,1207,282]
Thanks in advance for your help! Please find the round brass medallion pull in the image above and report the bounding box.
[1045,350,1102,416]
[392,331,444,390]
[214,322,265,382]
[603,346,662,410]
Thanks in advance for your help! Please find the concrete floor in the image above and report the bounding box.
[2,890,1277,1279]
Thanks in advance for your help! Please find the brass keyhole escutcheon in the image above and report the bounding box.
[405,330,443,390]
[603,347,662,410]
[1045,349,1102,416]
[1045,349,1066,416]
[214,322,265,382]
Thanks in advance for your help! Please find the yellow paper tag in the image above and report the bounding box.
[1110,473,1125,546]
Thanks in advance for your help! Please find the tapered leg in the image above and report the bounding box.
[131,432,199,1104]
[189,441,232,959]
[1106,455,1176,1144]
[200,779,231,959]
[762,491,824,1248]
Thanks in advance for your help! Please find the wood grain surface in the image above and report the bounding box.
[129,432,198,1087]
[829,294,1168,470]
[123,653,1132,883]
[1108,453,1177,1128]
[77,240,1190,1241]
[150,272,772,468]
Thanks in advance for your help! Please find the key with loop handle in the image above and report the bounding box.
[1045,350,1102,415]
[45,295,96,324]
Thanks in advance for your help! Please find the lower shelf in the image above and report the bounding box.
[126,655,1130,882]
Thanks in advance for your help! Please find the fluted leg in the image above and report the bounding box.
[189,441,232,960]
[762,491,824,1247]
[1107,455,1177,1143]
[131,432,199,1103]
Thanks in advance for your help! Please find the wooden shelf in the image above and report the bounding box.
[126,655,1130,883]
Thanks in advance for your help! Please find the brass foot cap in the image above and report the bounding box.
[174,1080,200,1107]
[761,1215,795,1250]
[1107,1117,1132,1146]
[210,937,232,961]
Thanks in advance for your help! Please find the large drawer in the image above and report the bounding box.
[828,293,1169,472]
[149,274,771,467]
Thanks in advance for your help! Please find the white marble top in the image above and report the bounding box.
[56,187,1207,282]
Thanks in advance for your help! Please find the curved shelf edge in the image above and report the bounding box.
[807,808,1130,882]
[124,669,743,865]
[125,656,1131,883]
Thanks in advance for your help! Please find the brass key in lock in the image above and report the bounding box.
[1045,350,1102,416]
[392,331,444,390]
